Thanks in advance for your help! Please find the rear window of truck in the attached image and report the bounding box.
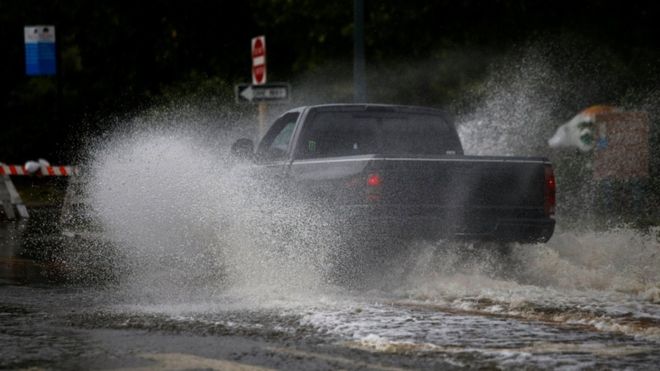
[296,110,461,158]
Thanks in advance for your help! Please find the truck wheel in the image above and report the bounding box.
[324,233,409,290]
[472,241,517,279]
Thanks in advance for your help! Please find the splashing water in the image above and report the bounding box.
[67,43,660,361]
[435,45,660,341]
[83,110,343,305]
[455,48,564,157]
[76,106,660,347]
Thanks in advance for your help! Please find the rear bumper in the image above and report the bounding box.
[489,218,555,243]
[339,205,555,243]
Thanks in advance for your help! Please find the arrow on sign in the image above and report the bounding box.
[239,85,255,101]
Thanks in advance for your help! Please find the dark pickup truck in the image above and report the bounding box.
[232,104,555,243]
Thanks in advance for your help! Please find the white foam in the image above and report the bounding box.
[84,112,340,305]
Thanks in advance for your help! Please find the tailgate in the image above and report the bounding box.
[289,155,549,215]
[377,157,546,210]
[288,155,554,240]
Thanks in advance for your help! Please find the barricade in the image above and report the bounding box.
[0,164,78,177]
[0,163,79,220]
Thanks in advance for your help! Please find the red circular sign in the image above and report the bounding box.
[253,65,265,84]
[252,37,266,84]
[252,38,265,58]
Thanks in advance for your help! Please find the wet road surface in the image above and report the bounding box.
[2,251,659,370]
[2,207,660,369]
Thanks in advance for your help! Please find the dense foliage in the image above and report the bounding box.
[1,1,659,162]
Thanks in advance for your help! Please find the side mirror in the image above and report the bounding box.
[231,138,255,160]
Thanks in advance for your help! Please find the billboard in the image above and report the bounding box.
[592,112,650,181]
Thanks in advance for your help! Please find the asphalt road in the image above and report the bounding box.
[2,214,660,370]
[2,282,659,370]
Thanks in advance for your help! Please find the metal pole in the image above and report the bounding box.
[353,0,366,102]
[258,102,268,138]
[55,24,63,138]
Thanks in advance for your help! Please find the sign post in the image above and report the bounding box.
[24,25,63,132]
[236,36,292,137]
[353,0,366,102]
[24,25,56,76]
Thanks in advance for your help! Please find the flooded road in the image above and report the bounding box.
[2,129,659,369]
[2,227,660,370]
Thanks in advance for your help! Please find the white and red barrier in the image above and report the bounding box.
[0,164,78,177]
[1,161,79,220]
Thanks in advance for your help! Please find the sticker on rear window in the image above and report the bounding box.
[308,140,317,152]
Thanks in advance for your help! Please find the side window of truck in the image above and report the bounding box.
[257,113,300,161]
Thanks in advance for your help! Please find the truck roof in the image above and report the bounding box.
[285,103,450,116]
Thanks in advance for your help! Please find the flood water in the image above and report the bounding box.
[2,220,660,369]
[2,124,660,369]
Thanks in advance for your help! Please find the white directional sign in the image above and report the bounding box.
[235,83,290,103]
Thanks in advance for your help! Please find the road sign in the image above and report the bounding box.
[592,112,650,181]
[24,25,56,76]
[235,83,290,103]
[251,35,266,85]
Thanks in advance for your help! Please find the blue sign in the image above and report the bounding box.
[24,25,56,76]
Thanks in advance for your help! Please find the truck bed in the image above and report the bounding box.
[290,154,555,242]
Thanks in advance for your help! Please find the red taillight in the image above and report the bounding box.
[367,173,382,187]
[366,173,382,202]
[544,165,556,217]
